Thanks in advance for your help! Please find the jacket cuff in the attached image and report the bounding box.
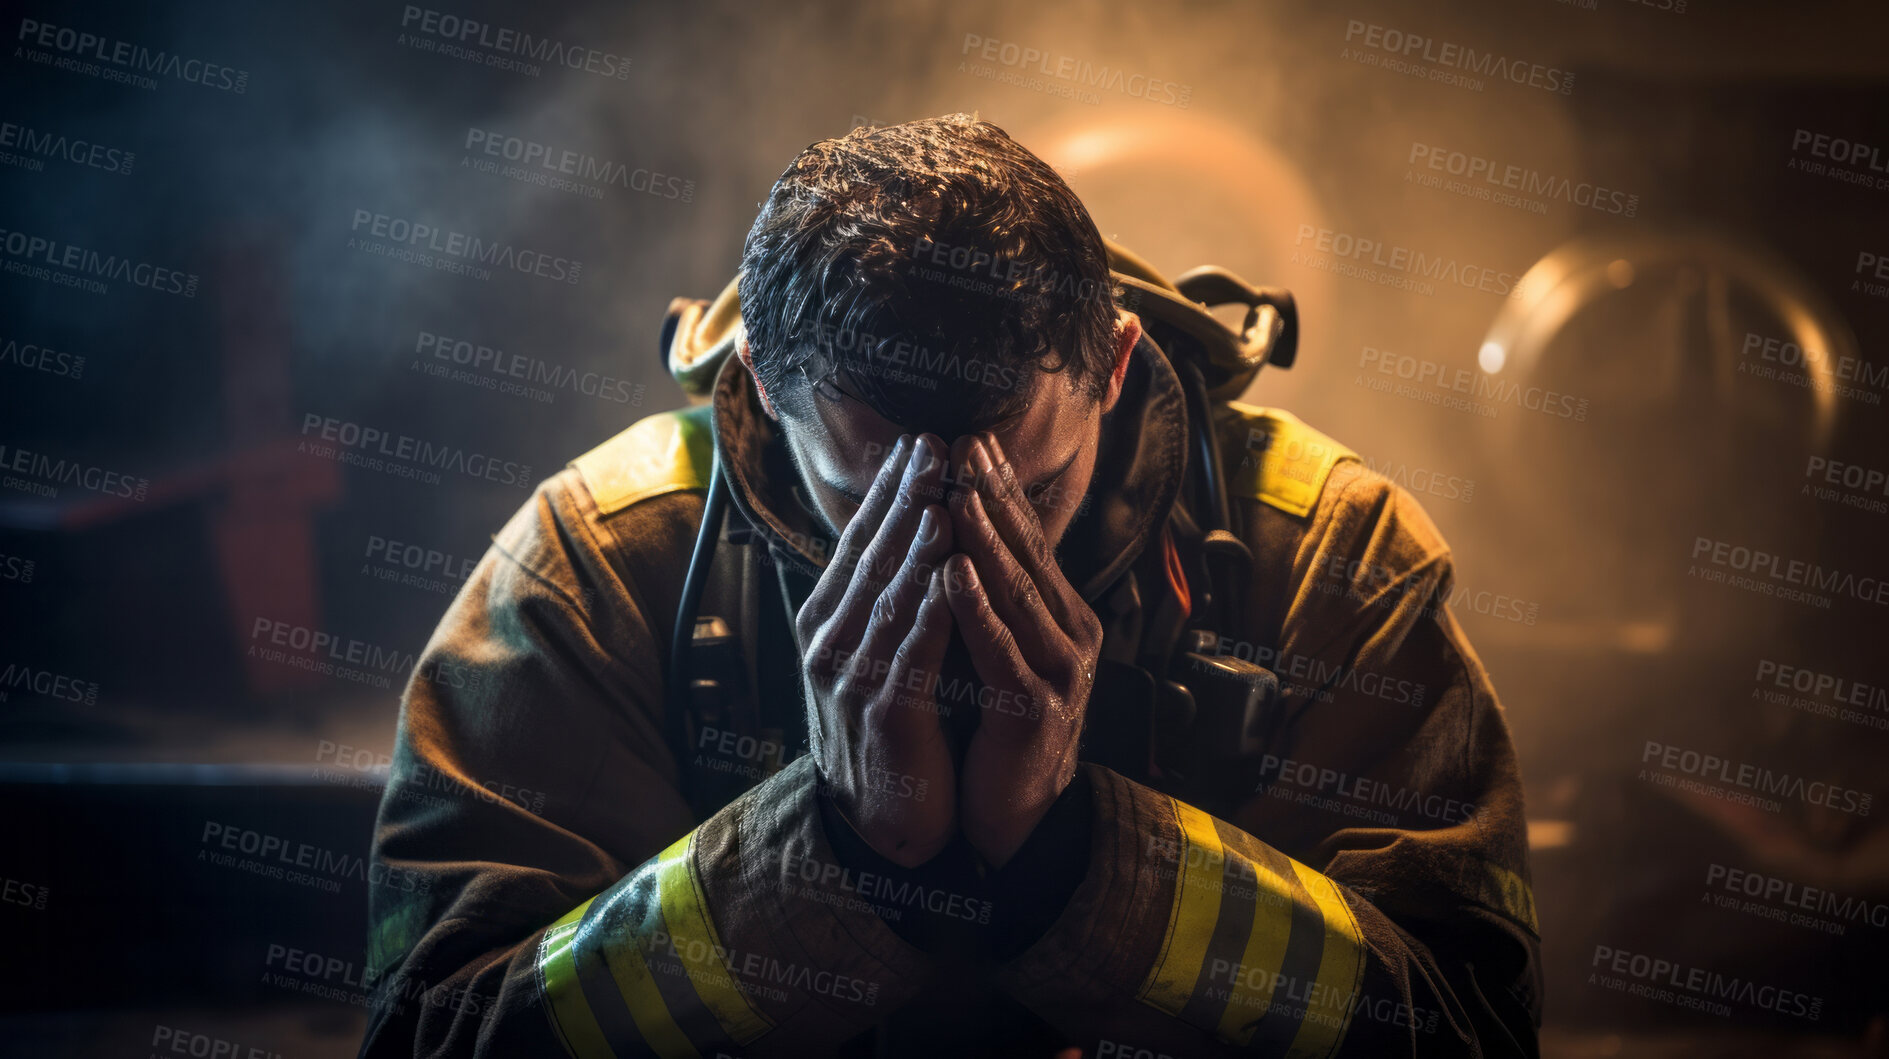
[994,765,1370,1055]
[536,756,933,1058]
[703,755,935,1050]
[814,780,991,957]
[986,768,1092,961]
[992,765,1176,1005]
[812,766,1092,962]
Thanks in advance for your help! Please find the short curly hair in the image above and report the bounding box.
[739,114,1119,439]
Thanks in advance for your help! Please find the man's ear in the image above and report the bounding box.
[1099,309,1142,415]
[736,332,780,420]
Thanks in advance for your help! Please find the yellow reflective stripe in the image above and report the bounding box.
[593,901,699,1059]
[1483,863,1539,934]
[1222,404,1357,518]
[1139,800,1227,1013]
[540,898,617,1059]
[1215,855,1298,1045]
[570,407,713,516]
[1284,862,1366,1059]
[656,832,774,1044]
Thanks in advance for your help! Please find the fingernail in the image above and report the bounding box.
[971,439,994,479]
[985,433,1007,467]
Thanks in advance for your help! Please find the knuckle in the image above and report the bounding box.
[992,622,1020,657]
[1009,576,1039,613]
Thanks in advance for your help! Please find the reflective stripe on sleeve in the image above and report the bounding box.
[1283,861,1366,1059]
[1138,800,1227,1012]
[539,897,619,1059]
[653,832,775,1044]
[537,831,775,1059]
[1137,797,1367,1055]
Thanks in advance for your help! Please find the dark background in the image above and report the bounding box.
[3,0,1887,1054]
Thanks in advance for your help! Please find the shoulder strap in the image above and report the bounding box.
[1215,402,1358,518]
[568,405,714,518]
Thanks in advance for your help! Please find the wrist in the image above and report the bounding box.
[963,769,1073,868]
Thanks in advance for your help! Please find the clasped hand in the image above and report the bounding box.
[797,433,1102,869]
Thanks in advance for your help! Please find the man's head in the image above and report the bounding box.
[737,114,1141,547]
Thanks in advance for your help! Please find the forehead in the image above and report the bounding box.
[796,369,1086,469]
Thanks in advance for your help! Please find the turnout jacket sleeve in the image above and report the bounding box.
[994,461,1542,1058]
[358,466,930,1059]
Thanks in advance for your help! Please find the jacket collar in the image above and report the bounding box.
[710,334,1188,603]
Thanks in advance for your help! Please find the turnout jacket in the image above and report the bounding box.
[359,324,1542,1057]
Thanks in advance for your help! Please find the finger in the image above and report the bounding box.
[858,503,955,668]
[827,434,948,652]
[890,567,956,716]
[798,434,910,651]
[942,553,1036,709]
[968,434,1081,633]
[950,486,1065,671]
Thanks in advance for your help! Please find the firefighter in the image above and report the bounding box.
[358,115,1541,1057]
